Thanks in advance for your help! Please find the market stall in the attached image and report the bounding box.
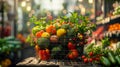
[0,0,120,67]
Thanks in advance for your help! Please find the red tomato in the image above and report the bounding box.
[39,50,42,55]
[89,52,93,56]
[84,58,88,63]
[72,52,78,58]
[89,58,93,62]
[39,49,50,60]
[68,49,78,59]
[82,55,86,59]
[39,50,43,58]
[68,42,75,50]
[95,58,100,61]
[68,53,74,59]
[72,49,78,58]
[42,54,47,60]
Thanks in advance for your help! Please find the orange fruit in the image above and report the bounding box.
[46,25,56,34]
[36,30,44,38]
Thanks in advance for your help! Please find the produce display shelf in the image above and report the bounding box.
[16,57,102,67]
[103,30,120,37]
[96,15,120,25]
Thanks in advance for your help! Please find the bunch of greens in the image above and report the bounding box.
[0,36,21,54]
[113,6,120,15]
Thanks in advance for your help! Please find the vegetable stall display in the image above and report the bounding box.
[113,5,120,15]
[26,12,95,60]
[83,37,120,66]
[0,36,22,67]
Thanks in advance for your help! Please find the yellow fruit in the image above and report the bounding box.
[4,59,11,66]
[41,32,50,38]
[1,59,11,67]
[78,33,83,39]
[57,28,66,37]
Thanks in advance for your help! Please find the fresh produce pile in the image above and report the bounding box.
[27,12,95,60]
[0,36,21,54]
[0,36,22,67]
[113,6,120,15]
[83,37,120,66]
[108,23,120,31]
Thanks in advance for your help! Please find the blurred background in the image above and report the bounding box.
[0,0,120,67]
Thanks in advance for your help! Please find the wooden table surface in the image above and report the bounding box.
[16,57,101,67]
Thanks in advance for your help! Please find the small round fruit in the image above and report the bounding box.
[89,52,93,56]
[82,55,86,59]
[4,59,11,66]
[36,30,44,38]
[89,58,93,62]
[41,32,50,38]
[57,28,66,37]
[84,58,88,63]
[50,35,58,43]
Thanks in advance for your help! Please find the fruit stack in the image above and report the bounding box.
[108,23,120,31]
[27,12,95,60]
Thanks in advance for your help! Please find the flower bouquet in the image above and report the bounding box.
[26,12,95,60]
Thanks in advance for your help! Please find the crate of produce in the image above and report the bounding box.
[26,12,95,61]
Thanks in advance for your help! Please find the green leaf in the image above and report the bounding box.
[102,38,110,48]
[34,21,41,25]
[29,16,37,23]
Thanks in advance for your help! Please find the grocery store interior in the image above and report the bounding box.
[0,0,120,67]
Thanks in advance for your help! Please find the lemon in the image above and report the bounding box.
[41,32,50,38]
[57,28,66,37]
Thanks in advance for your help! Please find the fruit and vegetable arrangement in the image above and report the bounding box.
[108,23,120,31]
[27,12,95,60]
[113,6,120,15]
[0,36,22,67]
[0,36,21,54]
[83,37,120,66]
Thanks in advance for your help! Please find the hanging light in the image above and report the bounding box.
[26,0,30,1]
[27,6,31,11]
[27,22,30,27]
[21,1,26,7]
[78,0,83,2]
[81,7,86,15]
[88,0,93,4]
